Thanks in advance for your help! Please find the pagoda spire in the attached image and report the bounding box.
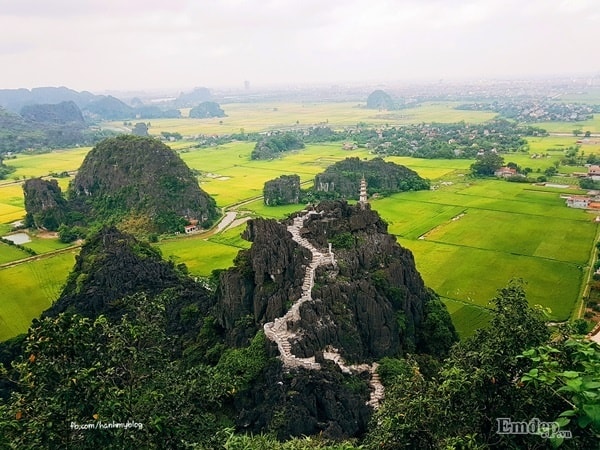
[359,175,368,208]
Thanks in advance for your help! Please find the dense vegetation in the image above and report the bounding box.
[251,131,305,160]
[67,135,219,233]
[366,280,599,449]
[457,101,598,122]
[1,244,597,449]
[367,119,544,159]
[23,178,70,231]
[0,154,15,180]
[20,135,219,235]
[0,106,113,154]
[313,157,430,200]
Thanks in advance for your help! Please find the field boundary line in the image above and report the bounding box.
[0,244,80,270]
[398,235,586,266]
[576,222,600,320]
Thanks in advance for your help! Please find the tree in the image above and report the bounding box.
[573,129,582,137]
[585,131,591,138]
[367,280,559,449]
[0,294,228,448]
[520,333,600,447]
[471,153,505,176]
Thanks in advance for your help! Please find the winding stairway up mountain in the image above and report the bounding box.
[215,199,457,439]
[263,211,384,407]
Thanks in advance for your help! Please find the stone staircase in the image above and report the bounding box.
[263,211,384,408]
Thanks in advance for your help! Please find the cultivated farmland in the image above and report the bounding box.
[0,102,597,339]
[0,251,76,341]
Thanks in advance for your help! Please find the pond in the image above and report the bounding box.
[2,232,31,245]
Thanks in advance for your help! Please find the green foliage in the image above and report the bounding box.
[417,295,459,358]
[520,337,600,446]
[579,177,600,190]
[251,132,305,160]
[0,156,15,180]
[367,280,558,449]
[263,174,301,206]
[376,357,412,386]
[314,157,429,200]
[470,152,505,176]
[330,232,354,249]
[66,135,218,234]
[0,295,228,449]
[214,331,269,395]
[58,224,86,243]
[23,178,70,231]
[221,428,364,449]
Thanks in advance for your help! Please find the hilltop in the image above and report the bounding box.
[21,135,219,234]
[313,157,430,200]
[215,200,456,438]
[68,135,219,232]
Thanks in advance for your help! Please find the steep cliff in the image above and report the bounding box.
[23,178,69,230]
[263,174,301,206]
[215,200,456,438]
[44,226,213,340]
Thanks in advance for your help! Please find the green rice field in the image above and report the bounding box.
[0,251,77,341]
[1,102,598,340]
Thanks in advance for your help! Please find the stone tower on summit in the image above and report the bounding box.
[359,175,368,208]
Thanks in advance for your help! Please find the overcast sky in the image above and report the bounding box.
[0,0,598,93]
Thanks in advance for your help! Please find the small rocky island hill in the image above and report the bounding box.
[23,135,219,234]
[263,157,430,206]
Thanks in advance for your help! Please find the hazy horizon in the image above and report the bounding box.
[1,0,598,93]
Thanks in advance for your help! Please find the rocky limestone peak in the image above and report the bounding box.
[215,200,457,439]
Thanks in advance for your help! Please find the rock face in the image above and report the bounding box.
[44,226,213,338]
[23,178,69,230]
[215,200,456,439]
[215,218,310,345]
[263,174,301,206]
[69,135,219,232]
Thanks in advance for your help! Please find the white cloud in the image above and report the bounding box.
[0,0,597,91]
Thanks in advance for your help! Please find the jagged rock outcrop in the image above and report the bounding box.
[215,200,457,439]
[68,135,219,232]
[215,218,310,345]
[44,226,213,339]
[263,174,301,206]
[23,178,69,230]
